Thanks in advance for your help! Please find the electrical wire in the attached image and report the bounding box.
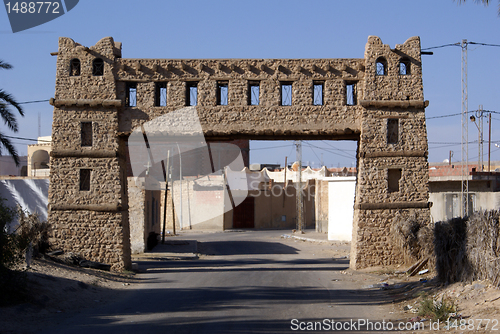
[2,135,50,142]
[427,109,497,120]
[469,42,500,48]
[302,142,324,164]
[421,43,460,51]
[17,99,50,105]
[250,144,292,151]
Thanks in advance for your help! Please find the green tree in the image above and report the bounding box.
[0,60,24,166]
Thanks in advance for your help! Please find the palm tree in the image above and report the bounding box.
[456,0,500,14]
[0,60,24,166]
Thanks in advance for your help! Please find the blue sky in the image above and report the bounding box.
[1,0,499,167]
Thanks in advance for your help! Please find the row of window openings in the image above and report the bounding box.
[126,81,358,107]
[70,58,104,76]
[376,57,411,76]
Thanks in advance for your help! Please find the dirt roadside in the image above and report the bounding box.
[1,238,500,334]
[0,258,138,334]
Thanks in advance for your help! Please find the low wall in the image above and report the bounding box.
[0,177,49,231]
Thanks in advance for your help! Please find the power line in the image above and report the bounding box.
[426,112,462,120]
[469,42,500,48]
[2,135,50,142]
[427,109,498,120]
[18,99,50,105]
[320,140,357,153]
[421,43,460,51]
[422,41,500,51]
[250,144,291,151]
[306,142,356,160]
[302,142,324,164]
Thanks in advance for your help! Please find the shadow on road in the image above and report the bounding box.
[46,284,407,333]
[197,240,300,255]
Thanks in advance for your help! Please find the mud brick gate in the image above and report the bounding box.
[48,36,430,270]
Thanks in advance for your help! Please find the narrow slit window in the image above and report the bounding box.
[217,81,228,106]
[375,57,387,76]
[80,169,91,191]
[313,81,324,106]
[280,82,292,106]
[81,122,92,147]
[126,82,137,107]
[155,82,167,106]
[399,58,411,75]
[388,168,402,193]
[92,58,104,76]
[387,118,399,144]
[186,82,198,106]
[346,82,357,106]
[151,198,155,226]
[70,58,80,76]
[248,81,260,106]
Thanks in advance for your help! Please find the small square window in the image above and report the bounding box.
[248,81,260,106]
[346,82,357,106]
[388,168,402,193]
[155,82,167,107]
[387,119,399,144]
[80,169,91,191]
[126,82,137,107]
[313,81,324,106]
[217,81,228,106]
[81,122,92,147]
[280,82,292,106]
[70,59,80,76]
[186,82,198,106]
[92,58,104,76]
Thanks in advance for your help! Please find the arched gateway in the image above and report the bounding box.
[48,36,430,271]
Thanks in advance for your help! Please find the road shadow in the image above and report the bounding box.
[39,284,412,333]
[134,257,349,274]
[197,240,300,255]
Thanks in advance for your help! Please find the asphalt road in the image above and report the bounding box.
[40,230,395,333]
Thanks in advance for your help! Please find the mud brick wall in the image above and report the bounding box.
[48,35,430,270]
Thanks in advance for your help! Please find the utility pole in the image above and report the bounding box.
[161,150,170,243]
[176,143,183,230]
[283,156,287,208]
[461,39,469,216]
[295,141,303,233]
[478,106,484,172]
[488,112,492,173]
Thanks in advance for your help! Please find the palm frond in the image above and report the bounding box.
[0,132,20,166]
[0,102,19,132]
[455,0,490,4]
[0,60,13,70]
[0,89,24,117]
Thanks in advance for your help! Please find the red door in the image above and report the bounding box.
[232,197,254,228]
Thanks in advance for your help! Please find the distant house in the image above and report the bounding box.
[27,136,52,177]
[0,155,27,176]
[429,161,500,222]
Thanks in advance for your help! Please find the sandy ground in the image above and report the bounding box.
[0,258,138,334]
[1,237,500,333]
[368,270,500,333]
